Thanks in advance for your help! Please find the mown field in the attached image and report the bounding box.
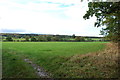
[2,42,107,78]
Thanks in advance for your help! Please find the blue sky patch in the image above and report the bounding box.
[59,4,75,8]
[1,29,26,33]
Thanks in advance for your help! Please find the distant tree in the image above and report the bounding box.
[25,36,30,41]
[86,38,93,42]
[31,37,37,42]
[38,36,43,41]
[46,36,52,41]
[62,38,68,41]
[51,37,60,41]
[6,37,13,41]
[75,36,85,41]
[72,34,76,38]
[38,36,47,41]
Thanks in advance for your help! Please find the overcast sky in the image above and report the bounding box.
[0,0,103,36]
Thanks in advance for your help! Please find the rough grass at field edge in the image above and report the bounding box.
[53,43,119,78]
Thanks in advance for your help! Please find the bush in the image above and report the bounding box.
[31,37,37,42]
[86,38,93,42]
[51,37,60,41]
[46,36,52,41]
[75,36,85,41]
[38,36,47,41]
[6,37,13,41]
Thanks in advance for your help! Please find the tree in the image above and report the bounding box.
[72,34,76,38]
[31,37,37,42]
[83,2,120,42]
[86,38,93,42]
[38,36,47,41]
[75,36,85,41]
[25,36,30,41]
[46,36,52,41]
[6,37,13,41]
[51,37,60,41]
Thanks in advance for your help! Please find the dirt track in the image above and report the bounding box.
[24,58,50,78]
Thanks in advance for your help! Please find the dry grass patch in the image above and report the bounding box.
[54,43,119,78]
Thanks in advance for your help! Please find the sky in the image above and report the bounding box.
[0,0,104,36]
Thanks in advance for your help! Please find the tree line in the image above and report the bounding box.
[1,33,106,42]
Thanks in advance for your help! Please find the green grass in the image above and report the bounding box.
[2,42,107,78]
[2,50,38,78]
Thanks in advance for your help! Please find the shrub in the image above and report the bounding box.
[75,36,85,41]
[6,37,13,41]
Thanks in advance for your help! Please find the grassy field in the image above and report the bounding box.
[2,42,107,78]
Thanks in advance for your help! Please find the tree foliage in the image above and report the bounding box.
[38,36,47,41]
[31,37,37,42]
[46,36,52,41]
[72,34,76,38]
[83,2,120,42]
[6,37,13,41]
[25,36,30,41]
[51,37,60,41]
[75,36,85,41]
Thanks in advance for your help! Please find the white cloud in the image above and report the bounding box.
[0,0,103,36]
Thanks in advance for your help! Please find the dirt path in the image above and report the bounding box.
[24,58,50,78]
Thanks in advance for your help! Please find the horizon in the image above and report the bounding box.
[1,32,103,37]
